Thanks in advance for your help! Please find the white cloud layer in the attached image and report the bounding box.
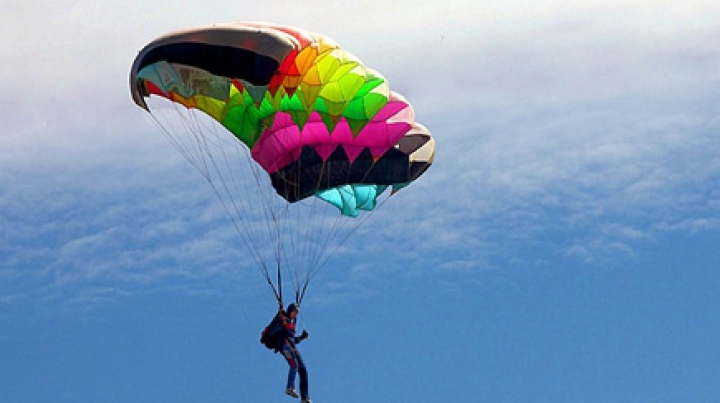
[2,0,719,307]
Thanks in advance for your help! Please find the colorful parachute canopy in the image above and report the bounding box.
[130,22,434,216]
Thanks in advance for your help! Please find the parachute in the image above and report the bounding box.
[129,22,435,305]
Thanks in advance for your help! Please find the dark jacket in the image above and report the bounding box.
[279,313,305,346]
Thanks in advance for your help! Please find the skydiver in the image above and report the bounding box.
[278,303,311,403]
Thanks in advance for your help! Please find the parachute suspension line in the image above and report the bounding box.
[293,184,325,306]
[186,110,284,303]
[272,152,347,306]
[283,198,300,305]
[149,108,211,178]
[296,191,392,305]
[294,157,394,305]
[297,157,316,303]
[202,117,286,304]
[291,156,344,306]
[283,152,308,305]
[304,154,350,286]
[218,126,289,305]
[243,136,290,304]
[148,105,287,303]
[148,106,380,307]
[280,155,325,306]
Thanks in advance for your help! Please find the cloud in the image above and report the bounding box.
[0,135,253,307]
[2,0,720,307]
[379,2,720,116]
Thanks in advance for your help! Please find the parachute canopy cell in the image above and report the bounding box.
[129,22,435,216]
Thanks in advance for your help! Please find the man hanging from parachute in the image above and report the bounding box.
[262,303,310,401]
[130,22,435,402]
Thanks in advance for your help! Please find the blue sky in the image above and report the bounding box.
[2,1,720,402]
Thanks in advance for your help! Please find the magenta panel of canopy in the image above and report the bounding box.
[252,94,414,173]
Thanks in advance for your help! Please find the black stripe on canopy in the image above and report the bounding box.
[136,42,280,85]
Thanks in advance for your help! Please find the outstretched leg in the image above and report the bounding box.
[295,352,309,399]
[281,344,299,393]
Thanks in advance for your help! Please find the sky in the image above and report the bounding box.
[2,0,720,402]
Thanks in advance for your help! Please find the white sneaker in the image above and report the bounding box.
[285,388,299,398]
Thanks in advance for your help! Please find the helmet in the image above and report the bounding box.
[286,303,299,315]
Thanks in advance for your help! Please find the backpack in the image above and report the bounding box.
[260,314,283,351]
